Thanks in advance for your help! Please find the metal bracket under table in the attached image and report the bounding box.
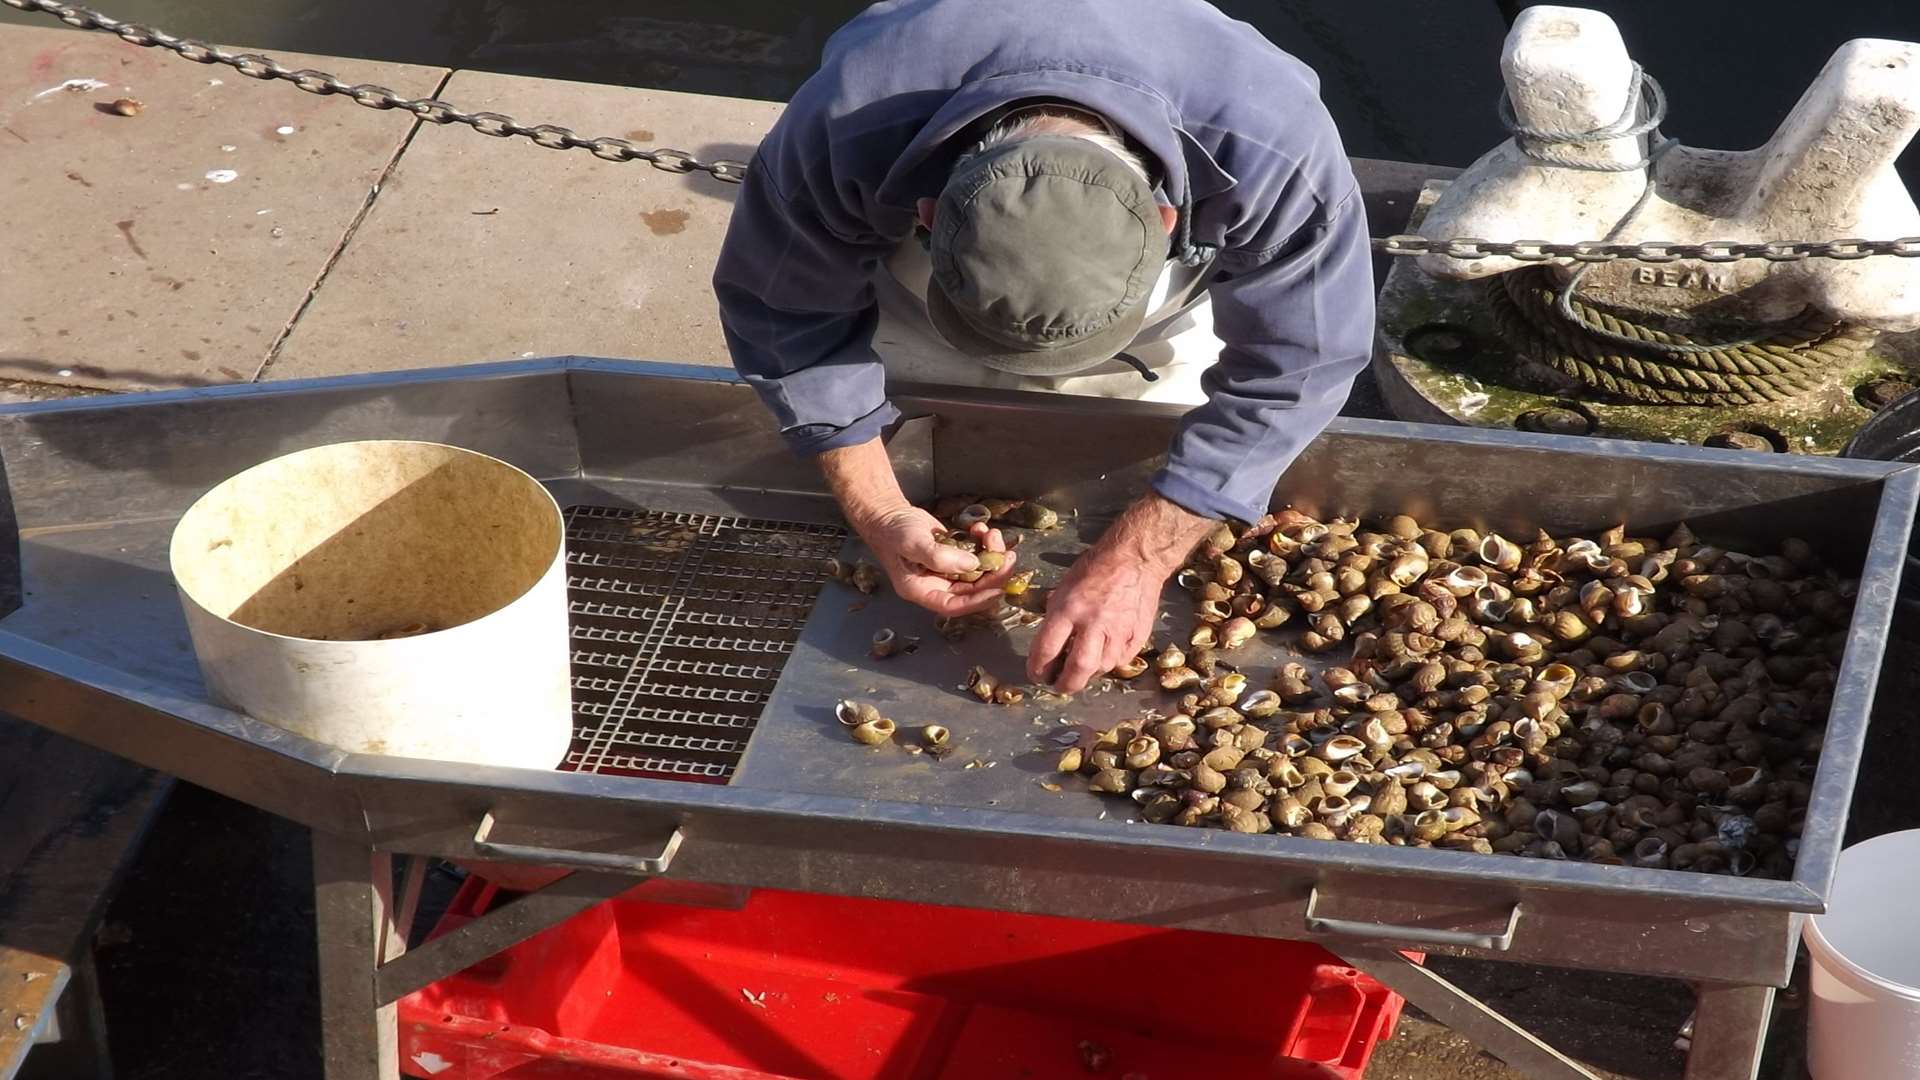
[1331,948,1774,1080]
[311,831,653,1080]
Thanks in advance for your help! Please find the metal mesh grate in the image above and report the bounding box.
[560,505,845,781]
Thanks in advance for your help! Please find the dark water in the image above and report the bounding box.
[6,0,1919,182]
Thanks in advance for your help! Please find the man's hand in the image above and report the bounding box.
[1028,545,1165,692]
[856,508,1017,617]
[817,437,1016,618]
[1028,492,1218,693]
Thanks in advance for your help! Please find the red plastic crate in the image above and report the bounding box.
[399,879,1405,1080]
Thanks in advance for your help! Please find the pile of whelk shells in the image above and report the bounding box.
[1058,510,1856,878]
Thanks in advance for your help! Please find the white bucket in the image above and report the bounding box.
[1804,829,1920,1079]
[169,440,573,769]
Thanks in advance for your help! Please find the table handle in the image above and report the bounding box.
[472,811,684,875]
[1303,887,1523,951]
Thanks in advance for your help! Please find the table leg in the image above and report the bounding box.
[311,831,398,1080]
[1684,984,1775,1080]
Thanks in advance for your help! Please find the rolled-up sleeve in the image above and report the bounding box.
[712,161,901,456]
[1151,188,1373,524]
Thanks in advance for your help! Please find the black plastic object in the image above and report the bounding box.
[1842,387,1920,616]
[1843,387,1920,463]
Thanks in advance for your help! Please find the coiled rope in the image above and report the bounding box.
[1490,267,1879,405]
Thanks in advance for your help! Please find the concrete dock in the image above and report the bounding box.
[0,19,1729,1080]
[2,21,774,395]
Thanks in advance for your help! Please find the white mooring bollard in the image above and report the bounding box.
[1416,6,1920,331]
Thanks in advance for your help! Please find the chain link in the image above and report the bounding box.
[13,0,1920,262]
[2,0,751,183]
[1375,234,1920,263]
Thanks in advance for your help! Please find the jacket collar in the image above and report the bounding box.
[877,67,1237,211]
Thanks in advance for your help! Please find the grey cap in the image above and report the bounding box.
[927,135,1167,377]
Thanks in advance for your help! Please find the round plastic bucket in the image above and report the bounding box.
[1804,830,1920,1078]
[169,440,573,769]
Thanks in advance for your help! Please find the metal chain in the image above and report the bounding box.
[1375,235,1920,263]
[13,0,1920,262]
[1,0,749,182]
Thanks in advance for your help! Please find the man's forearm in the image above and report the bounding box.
[1091,491,1218,575]
[817,437,911,533]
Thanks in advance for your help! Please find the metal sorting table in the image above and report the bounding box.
[0,358,1913,1080]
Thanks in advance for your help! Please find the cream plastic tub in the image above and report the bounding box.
[1804,830,1920,1079]
[169,440,572,769]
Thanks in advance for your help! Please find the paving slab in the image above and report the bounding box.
[0,24,447,390]
[266,72,779,380]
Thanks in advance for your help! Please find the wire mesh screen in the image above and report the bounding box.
[561,505,846,781]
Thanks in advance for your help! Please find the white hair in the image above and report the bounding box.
[963,106,1152,183]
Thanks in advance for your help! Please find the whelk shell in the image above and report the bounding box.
[836,700,882,727]
[1411,810,1449,842]
[1611,670,1660,695]
[1387,551,1430,587]
[850,559,885,594]
[1315,794,1355,827]
[1214,554,1245,586]
[1124,736,1161,770]
[850,717,896,745]
[1479,533,1523,572]
[1004,502,1060,530]
[1498,631,1546,664]
[1204,672,1248,707]
[1271,797,1312,829]
[1220,616,1257,650]
[954,503,993,528]
[1562,539,1611,573]
[1269,758,1307,787]
[1220,804,1270,833]
[1202,745,1246,772]
[1159,666,1203,692]
[1323,769,1360,798]
[966,666,998,702]
[1198,706,1244,730]
[1314,735,1367,762]
[1529,662,1579,700]
[1444,565,1490,597]
[1254,601,1295,630]
[870,628,905,659]
[1190,761,1227,793]
[1240,689,1282,718]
